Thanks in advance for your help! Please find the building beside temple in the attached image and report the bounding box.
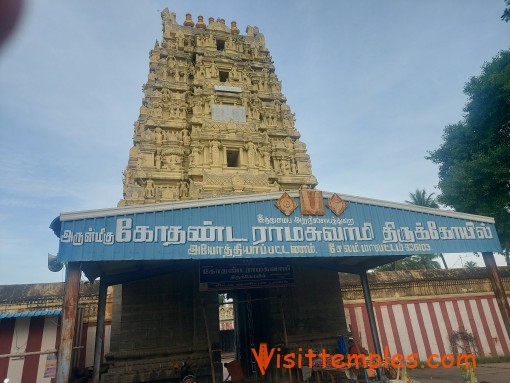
[0,283,113,382]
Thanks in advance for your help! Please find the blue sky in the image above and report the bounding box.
[0,1,509,284]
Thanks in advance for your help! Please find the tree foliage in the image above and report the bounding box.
[464,260,478,269]
[405,188,439,208]
[406,188,447,269]
[427,50,510,264]
[376,254,441,271]
[503,0,510,22]
[376,189,446,271]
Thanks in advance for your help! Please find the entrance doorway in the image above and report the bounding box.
[219,289,286,381]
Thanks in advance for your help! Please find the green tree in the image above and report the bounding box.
[406,189,448,269]
[376,189,445,271]
[464,260,478,269]
[405,188,439,208]
[428,50,510,265]
[503,0,510,22]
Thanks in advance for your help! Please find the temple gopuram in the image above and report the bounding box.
[103,10,335,383]
[119,10,317,207]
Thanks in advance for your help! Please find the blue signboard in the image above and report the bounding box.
[51,192,502,262]
[199,259,294,291]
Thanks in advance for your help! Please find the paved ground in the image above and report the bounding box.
[222,353,510,382]
[407,362,510,383]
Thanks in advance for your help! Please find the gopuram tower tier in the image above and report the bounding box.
[119,9,317,206]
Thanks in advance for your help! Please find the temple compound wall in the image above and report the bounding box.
[341,268,510,360]
[0,283,113,382]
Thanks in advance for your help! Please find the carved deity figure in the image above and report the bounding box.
[174,67,181,82]
[179,181,189,198]
[190,146,202,166]
[291,160,298,174]
[182,129,190,146]
[165,130,178,142]
[203,96,211,114]
[133,121,141,136]
[179,106,186,119]
[176,31,185,48]
[284,137,294,154]
[169,155,182,170]
[230,64,240,81]
[155,128,163,146]
[162,88,171,102]
[248,94,261,119]
[158,66,167,81]
[137,153,144,169]
[192,125,202,137]
[150,47,160,64]
[168,56,176,69]
[259,149,271,169]
[245,142,257,167]
[280,160,290,175]
[274,99,282,113]
[210,140,222,165]
[196,64,206,79]
[123,169,134,187]
[283,114,293,129]
[192,99,203,115]
[270,80,281,93]
[145,179,155,198]
[196,34,204,47]
[225,36,235,51]
[263,112,276,126]
[209,60,218,78]
[241,67,250,84]
[209,33,217,46]
[260,68,269,90]
[151,103,162,118]
[155,150,162,169]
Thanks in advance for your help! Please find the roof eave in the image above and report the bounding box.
[56,191,496,224]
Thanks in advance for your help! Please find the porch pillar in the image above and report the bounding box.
[360,270,384,381]
[482,252,510,339]
[56,262,81,383]
[93,279,108,383]
[359,270,382,356]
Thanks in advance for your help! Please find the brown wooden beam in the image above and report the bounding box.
[482,252,510,340]
[56,262,81,383]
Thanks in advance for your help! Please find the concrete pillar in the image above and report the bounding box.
[482,252,510,340]
[359,270,383,380]
[93,279,108,383]
[359,271,382,355]
[56,262,81,383]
